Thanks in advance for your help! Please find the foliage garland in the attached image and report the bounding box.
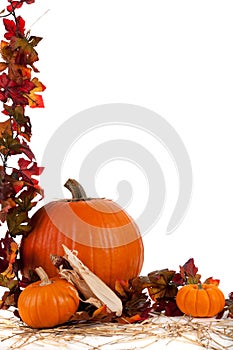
[0,0,45,305]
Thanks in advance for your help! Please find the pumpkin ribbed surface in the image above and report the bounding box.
[18,276,79,328]
[20,198,144,289]
[176,283,225,317]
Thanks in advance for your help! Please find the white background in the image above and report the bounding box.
[1,1,233,296]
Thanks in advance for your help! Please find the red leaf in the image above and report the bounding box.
[7,0,35,12]
[19,141,35,161]
[6,1,23,12]
[179,258,201,284]
[3,16,25,40]
[152,298,184,317]
[17,158,43,184]
[172,272,185,286]
[181,258,198,277]
[25,0,35,4]
[0,73,33,105]
[3,18,16,40]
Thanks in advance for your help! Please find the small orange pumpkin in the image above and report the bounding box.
[20,179,144,289]
[176,283,225,317]
[18,267,79,328]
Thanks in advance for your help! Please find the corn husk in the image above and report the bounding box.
[61,245,123,316]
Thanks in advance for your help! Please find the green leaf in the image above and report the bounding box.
[0,273,18,290]
[6,208,31,236]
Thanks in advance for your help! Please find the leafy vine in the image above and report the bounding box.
[0,0,45,305]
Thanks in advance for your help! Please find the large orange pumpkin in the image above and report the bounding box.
[20,179,144,289]
[176,283,225,317]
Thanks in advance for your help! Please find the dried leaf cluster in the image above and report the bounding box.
[50,250,233,324]
[0,0,45,301]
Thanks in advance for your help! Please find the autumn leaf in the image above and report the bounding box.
[4,105,27,124]
[7,0,35,13]
[181,258,198,277]
[6,1,23,13]
[26,77,46,108]
[124,291,151,317]
[152,298,184,317]
[3,105,32,141]
[0,40,12,62]
[147,269,178,300]
[114,278,151,317]
[0,118,12,137]
[6,208,31,236]
[178,258,201,284]
[92,305,108,319]
[114,279,131,298]
[0,0,45,299]
[204,277,220,286]
[9,35,42,73]
[118,314,143,324]
[0,73,34,105]
[3,16,25,40]
[11,180,24,193]
[0,233,18,278]
[1,198,16,214]
[0,134,35,159]
[0,41,32,83]
[16,158,43,184]
[0,167,14,201]
[0,62,7,72]
[0,275,18,291]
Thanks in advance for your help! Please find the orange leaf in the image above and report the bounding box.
[115,279,130,298]
[26,77,46,108]
[92,305,108,318]
[0,62,7,72]
[0,119,12,137]
[204,277,220,286]
[118,314,142,324]
[2,241,18,279]
[12,180,24,193]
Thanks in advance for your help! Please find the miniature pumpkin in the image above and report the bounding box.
[176,283,225,317]
[20,179,144,289]
[18,267,80,328]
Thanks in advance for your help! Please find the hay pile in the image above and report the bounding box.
[0,313,232,350]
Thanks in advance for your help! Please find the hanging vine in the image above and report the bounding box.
[0,0,45,307]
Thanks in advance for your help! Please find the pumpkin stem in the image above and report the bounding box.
[35,267,52,286]
[64,179,87,200]
[198,283,203,290]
